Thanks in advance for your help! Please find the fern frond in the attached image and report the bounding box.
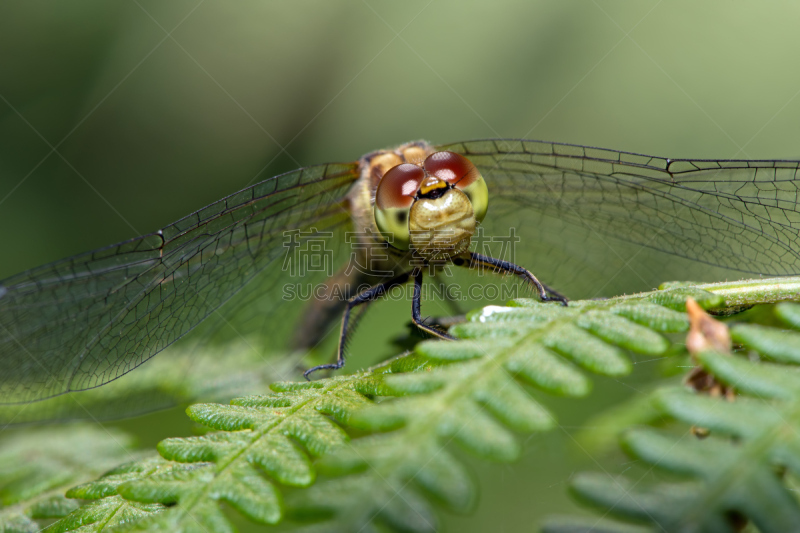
[278,287,729,530]
[0,425,137,532]
[37,277,798,532]
[49,456,178,532]
[548,301,800,533]
[60,376,384,531]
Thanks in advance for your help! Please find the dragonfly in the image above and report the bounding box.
[2,138,800,407]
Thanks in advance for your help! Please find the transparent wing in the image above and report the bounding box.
[7,138,800,407]
[0,162,359,404]
[440,139,800,299]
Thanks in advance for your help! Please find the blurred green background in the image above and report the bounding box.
[2,1,800,531]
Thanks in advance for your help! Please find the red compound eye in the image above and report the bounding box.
[423,151,480,189]
[375,163,425,210]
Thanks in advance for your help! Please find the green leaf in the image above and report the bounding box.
[554,301,800,533]
[730,322,800,364]
[0,425,136,533]
[37,278,799,532]
[47,496,164,533]
[284,286,716,530]
[71,376,371,531]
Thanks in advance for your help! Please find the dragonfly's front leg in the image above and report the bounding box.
[453,251,568,305]
[416,273,467,332]
[291,264,367,352]
[411,269,457,340]
[304,270,413,380]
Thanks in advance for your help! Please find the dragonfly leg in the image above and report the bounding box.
[304,271,413,380]
[454,251,568,306]
[411,270,458,340]
[292,264,367,352]
[422,313,466,330]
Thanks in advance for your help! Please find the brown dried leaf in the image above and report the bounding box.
[686,298,732,355]
[684,298,735,424]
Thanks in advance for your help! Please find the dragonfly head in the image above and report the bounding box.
[373,151,488,259]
